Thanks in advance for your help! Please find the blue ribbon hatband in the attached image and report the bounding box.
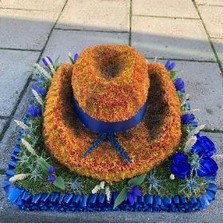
[73,99,147,163]
[72,99,147,134]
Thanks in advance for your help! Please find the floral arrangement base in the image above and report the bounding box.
[2,50,218,212]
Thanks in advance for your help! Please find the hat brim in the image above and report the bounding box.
[43,63,181,182]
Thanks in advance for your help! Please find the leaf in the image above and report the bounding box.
[37,157,50,172]
[113,186,127,209]
[170,71,176,80]
[128,173,147,186]
[53,176,65,190]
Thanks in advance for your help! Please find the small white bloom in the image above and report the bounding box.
[105,186,111,201]
[181,94,190,106]
[91,185,101,194]
[21,138,37,156]
[100,181,105,189]
[44,57,55,73]
[33,63,52,80]
[183,109,200,114]
[9,173,30,182]
[32,89,43,106]
[190,124,205,136]
[14,120,28,129]
[185,136,197,149]
[170,174,175,180]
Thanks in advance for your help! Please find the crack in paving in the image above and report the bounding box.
[54,27,128,33]
[128,0,133,46]
[0,47,41,52]
[133,14,201,20]
[192,0,223,75]
[146,57,218,63]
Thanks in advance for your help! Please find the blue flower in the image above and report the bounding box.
[47,174,56,183]
[174,78,185,92]
[165,60,176,71]
[170,152,191,179]
[48,165,55,174]
[32,84,47,97]
[42,56,53,67]
[197,157,218,177]
[27,105,42,117]
[74,53,79,61]
[191,135,216,157]
[127,186,142,205]
[181,113,195,125]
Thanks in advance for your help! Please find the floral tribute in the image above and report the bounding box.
[2,45,218,212]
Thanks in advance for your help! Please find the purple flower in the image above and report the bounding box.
[74,53,79,61]
[27,105,42,117]
[181,113,195,125]
[174,78,185,92]
[127,186,142,206]
[191,135,216,158]
[165,60,176,71]
[197,157,218,177]
[42,56,53,67]
[48,174,56,183]
[48,165,55,174]
[170,152,191,179]
[32,84,47,97]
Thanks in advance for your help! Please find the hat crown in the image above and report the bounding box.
[72,45,149,122]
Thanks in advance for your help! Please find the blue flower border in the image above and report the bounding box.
[2,59,218,212]
[2,108,217,213]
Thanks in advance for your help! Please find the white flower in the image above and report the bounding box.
[100,181,105,190]
[185,136,197,149]
[44,57,55,73]
[189,124,205,137]
[9,173,30,182]
[181,94,190,106]
[21,138,37,156]
[14,120,28,129]
[170,174,175,180]
[33,63,52,80]
[183,109,200,114]
[105,186,111,201]
[91,185,101,194]
[32,89,43,106]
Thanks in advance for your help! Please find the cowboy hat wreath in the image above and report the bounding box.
[3,45,218,212]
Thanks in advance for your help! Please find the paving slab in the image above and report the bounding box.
[43,29,129,62]
[195,0,223,5]
[169,61,223,131]
[0,119,7,136]
[56,0,129,32]
[0,50,39,117]
[212,38,223,66]
[200,132,223,154]
[132,0,198,18]
[198,5,223,38]
[0,0,66,11]
[131,16,214,61]
[0,9,58,50]
[214,154,223,189]
[0,173,222,223]
[0,82,34,170]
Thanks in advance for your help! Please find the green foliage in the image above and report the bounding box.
[53,176,65,190]
[113,187,127,209]
[128,173,147,186]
